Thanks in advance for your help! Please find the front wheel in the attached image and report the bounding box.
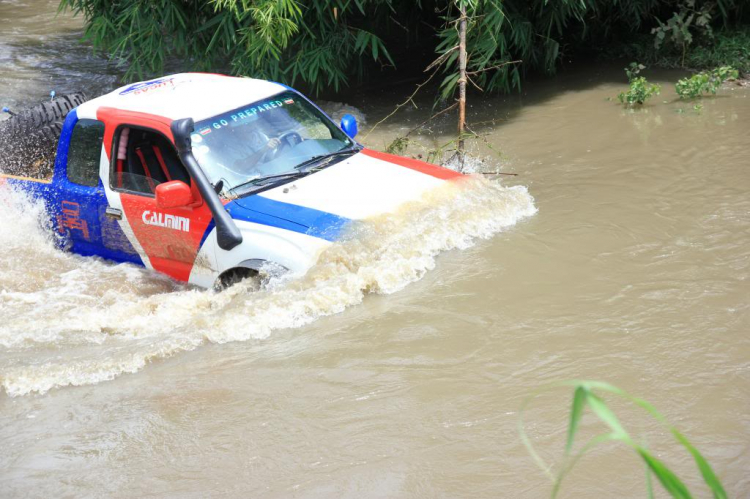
[215,267,264,291]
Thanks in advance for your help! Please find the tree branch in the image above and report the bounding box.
[466,59,522,76]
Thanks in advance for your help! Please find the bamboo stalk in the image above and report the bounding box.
[457,3,467,170]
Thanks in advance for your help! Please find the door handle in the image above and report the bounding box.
[105,207,122,220]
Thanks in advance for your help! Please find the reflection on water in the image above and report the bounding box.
[1,2,749,498]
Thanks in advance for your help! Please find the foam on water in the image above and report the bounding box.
[0,176,536,396]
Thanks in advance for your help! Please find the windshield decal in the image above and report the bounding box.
[210,99,290,131]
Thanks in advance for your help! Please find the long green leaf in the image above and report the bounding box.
[671,429,728,499]
[565,386,587,454]
[638,448,693,499]
[585,392,628,439]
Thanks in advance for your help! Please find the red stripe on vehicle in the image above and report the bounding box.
[360,148,463,180]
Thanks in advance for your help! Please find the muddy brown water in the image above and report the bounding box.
[1,2,749,498]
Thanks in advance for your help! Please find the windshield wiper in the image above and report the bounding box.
[229,171,311,197]
[294,146,362,172]
[228,147,361,198]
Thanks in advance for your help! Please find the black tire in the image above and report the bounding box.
[0,92,87,179]
[216,268,260,291]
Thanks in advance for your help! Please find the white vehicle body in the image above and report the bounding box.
[2,73,463,288]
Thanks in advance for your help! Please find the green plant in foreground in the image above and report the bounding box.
[675,66,739,99]
[519,380,727,498]
[618,63,662,106]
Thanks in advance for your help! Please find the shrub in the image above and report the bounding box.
[652,0,714,67]
[685,29,750,75]
[599,27,750,76]
[618,63,661,106]
[675,66,739,98]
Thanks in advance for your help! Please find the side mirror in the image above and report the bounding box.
[156,180,193,209]
[340,114,358,139]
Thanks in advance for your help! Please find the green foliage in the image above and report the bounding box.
[652,0,714,67]
[386,136,410,155]
[618,63,661,106]
[675,65,739,98]
[58,0,744,97]
[519,381,728,499]
[58,0,394,95]
[431,0,699,98]
[685,29,750,74]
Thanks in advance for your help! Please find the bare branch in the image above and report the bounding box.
[466,60,522,76]
[424,45,458,73]
[389,15,409,33]
[466,74,484,92]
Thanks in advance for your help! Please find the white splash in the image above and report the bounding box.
[0,176,536,396]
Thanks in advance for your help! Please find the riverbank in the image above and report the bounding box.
[602,27,750,76]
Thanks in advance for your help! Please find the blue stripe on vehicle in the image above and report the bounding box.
[199,219,215,249]
[229,195,351,242]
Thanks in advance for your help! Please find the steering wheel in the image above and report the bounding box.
[261,131,303,163]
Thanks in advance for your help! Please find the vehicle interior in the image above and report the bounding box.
[114,127,191,195]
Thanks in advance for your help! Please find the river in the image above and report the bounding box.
[1,1,748,498]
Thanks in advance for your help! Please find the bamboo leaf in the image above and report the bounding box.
[646,465,655,499]
[638,448,693,499]
[586,392,628,439]
[565,386,587,454]
[671,429,728,499]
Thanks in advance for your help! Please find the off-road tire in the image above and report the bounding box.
[0,92,87,179]
[216,268,262,291]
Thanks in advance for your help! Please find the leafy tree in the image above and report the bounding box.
[59,0,394,94]
[58,0,740,96]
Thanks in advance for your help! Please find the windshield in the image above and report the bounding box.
[190,91,355,195]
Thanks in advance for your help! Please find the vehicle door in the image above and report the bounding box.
[101,116,216,283]
[53,115,141,263]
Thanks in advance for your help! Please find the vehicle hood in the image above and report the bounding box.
[235,149,460,222]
